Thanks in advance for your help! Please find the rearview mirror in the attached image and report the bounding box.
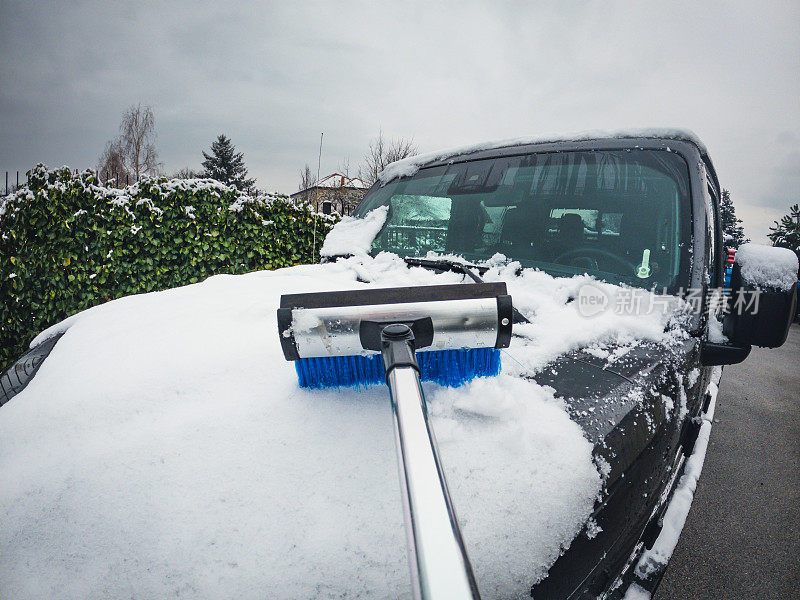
[700,342,751,366]
[701,244,797,366]
[723,244,798,348]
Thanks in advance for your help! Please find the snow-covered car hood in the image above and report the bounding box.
[0,254,688,599]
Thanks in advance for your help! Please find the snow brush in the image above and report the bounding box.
[277,282,513,600]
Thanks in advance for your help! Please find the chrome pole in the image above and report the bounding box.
[387,365,481,600]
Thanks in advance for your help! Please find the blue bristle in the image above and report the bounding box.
[295,347,501,389]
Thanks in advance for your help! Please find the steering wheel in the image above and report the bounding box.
[553,247,638,275]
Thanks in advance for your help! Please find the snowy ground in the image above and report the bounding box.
[1,253,685,599]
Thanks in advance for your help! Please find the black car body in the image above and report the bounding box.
[3,131,795,599]
[345,131,795,599]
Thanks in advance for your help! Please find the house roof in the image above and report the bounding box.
[317,173,367,189]
[289,173,369,198]
[291,173,368,198]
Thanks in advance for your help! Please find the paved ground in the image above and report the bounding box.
[656,323,800,600]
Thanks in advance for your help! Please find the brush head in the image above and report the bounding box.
[295,347,501,389]
[278,282,512,389]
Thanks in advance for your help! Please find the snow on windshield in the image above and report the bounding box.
[320,205,388,257]
[735,242,799,291]
[1,253,686,599]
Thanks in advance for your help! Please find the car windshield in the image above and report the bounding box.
[354,149,692,291]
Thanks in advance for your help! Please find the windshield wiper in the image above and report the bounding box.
[403,257,529,323]
[403,257,489,283]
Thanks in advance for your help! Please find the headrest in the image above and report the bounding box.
[619,212,650,247]
[558,213,584,239]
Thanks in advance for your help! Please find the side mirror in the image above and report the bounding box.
[723,244,798,348]
[701,243,797,366]
[700,341,750,366]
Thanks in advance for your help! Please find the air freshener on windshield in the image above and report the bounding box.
[636,249,652,278]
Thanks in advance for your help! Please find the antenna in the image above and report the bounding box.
[316,132,324,207]
[312,132,323,257]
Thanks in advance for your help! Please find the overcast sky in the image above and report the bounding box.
[1,1,797,242]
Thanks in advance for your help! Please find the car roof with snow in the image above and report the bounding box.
[377,128,715,187]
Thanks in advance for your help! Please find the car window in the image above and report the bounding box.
[357,149,693,291]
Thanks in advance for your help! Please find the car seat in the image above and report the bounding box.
[550,213,585,257]
[499,207,542,259]
[619,212,651,263]
[445,198,485,253]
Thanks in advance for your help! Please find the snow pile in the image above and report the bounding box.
[1,253,688,599]
[623,582,652,600]
[735,242,799,291]
[708,312,726,343]
[428,376,599,592]
[377,128,706,184]
[0,164,332,224]
[149,176,230,196]
[329,253,684,370]
[0,187,35,221]
[484,258,683,375]
[0,195,10,218]
[320,205,388,257]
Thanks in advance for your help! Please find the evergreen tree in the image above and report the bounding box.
[201,134,256,191]
[768,204,800,267]
[719,189,748,249]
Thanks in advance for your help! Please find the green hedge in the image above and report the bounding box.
[0,164,338,371]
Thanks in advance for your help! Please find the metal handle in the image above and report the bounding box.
[387,365,481,600]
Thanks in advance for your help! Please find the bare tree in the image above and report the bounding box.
[172,167,203,179]
[120,104,161,179]
[97,104,162,185]
[358,130,418,186]
[97,139,130,186]
[337,157,353,179]
[297,163,317,203]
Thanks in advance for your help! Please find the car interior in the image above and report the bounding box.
[368,150,689,290]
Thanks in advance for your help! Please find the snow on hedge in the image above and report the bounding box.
[0,164,339,375]
[0,165,335,221]
[377,128,706,184]
[1,254,687,599]
[735,242,799,291]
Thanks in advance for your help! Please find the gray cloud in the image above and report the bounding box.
[2,1,798,242]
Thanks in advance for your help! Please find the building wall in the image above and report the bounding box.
[291,186,366,215]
